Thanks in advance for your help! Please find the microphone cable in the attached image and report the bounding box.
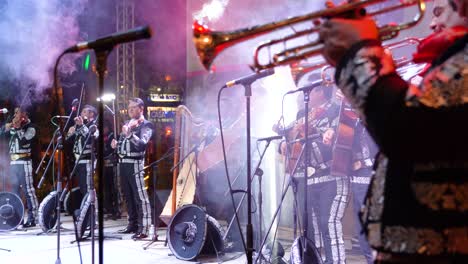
[216,86,247,253]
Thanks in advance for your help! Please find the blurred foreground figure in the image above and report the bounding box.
[319,0,468,263]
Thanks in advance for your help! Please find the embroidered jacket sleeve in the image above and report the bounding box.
[129,122,153,152]
[10,126,36,145]
[70,122,99,156]
[74,123,99,139]
[8,123,36,154]
[308,102,340,169]
[118,121,154,156]
[334,38,468,161]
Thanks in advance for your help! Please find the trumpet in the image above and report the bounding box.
[293,37,422,81]
[293,37,425,86]
[193,0,428,71]
[384,37,422,67]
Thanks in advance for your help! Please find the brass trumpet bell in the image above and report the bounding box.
[193,0,428,71]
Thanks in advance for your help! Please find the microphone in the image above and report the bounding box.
[286,80,323,95]
[223,68,275,88]
[257,135,283,142]
[0,108,8,114]
[65,26,152,53]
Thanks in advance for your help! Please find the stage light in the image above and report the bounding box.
[97,93,116,102]
[165,126,172,137]
[83,53,91,71]
[194,0,229,22]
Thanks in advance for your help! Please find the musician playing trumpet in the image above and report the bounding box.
[318,0,468,262]
[1,107,39,228]
[111,98,154,240]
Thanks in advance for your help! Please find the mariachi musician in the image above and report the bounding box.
[276,75,349,264]
[1,107,39,228]
[66,104,99,197]
[318,0,468,262]
[111,97,154,240]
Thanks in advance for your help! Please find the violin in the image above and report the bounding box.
[122,116,144,136]
[11,112,28,129]
[273,106,326,174]
[273,106,326,140]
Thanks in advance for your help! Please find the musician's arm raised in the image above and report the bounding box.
[11,126,36,146]
[128,122,154,152]
[319,17,468,160]
[334,37,468,161]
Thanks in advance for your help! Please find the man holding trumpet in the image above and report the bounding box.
[318,0,468,262]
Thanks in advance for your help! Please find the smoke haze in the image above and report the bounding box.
[0,0,88,97]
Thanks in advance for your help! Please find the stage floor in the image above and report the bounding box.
[0,214,368,263]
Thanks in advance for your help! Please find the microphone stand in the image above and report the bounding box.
[170,143,198,173]
[58,119,98,203]
[67,121,122,243]
[49,52,73,264]
[35,109,75,263]
[36,129,60,189]
[254,84,320,264]
[54,128,65,264]
[95,49,111,264]
[243,82,254,264]
[102,100,122,220]
[36,115,76,188]
[90,128,97,264]
[222,137,278,262]
[254,137,321,264]
[132,148,175,250]
[222,138,272,240]
[78,125,124,259]
[300,86,312,262]
[229,78,273,264]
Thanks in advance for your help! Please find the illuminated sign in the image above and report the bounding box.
[147,107,177,122]
[149,93,181,102]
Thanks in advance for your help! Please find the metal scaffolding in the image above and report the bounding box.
[116,0,136,115]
